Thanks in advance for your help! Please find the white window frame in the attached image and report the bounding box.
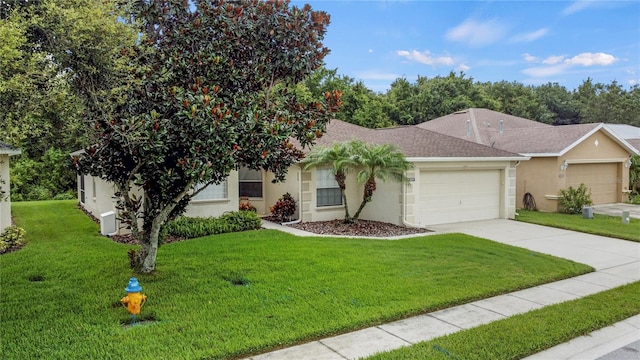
[316,168,342,207]
[239,167,263,198]
[192,180,227,202]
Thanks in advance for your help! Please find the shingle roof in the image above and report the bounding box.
[487,123,601,154]
[604,124,640,140]
[0,142,20,155]
[416,108,637,156]
[312,119,524,159]
[416,108,551,146]
[627,139,640,153]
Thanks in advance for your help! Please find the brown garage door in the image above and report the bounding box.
[566,163,618,204]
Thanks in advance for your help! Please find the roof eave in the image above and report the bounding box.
[407,156,530,163]
[558,123,639,156]
[0,149,21,156]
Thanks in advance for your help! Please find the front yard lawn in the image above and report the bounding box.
[1,201,592,360]
[516,210,640,242]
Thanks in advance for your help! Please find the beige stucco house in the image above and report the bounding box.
[0,142,21,233]
[77,119,527,232]
[417,109,639,212]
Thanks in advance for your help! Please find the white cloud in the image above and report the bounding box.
[356,71,401,81]
[522,53,539,62]
[509,28,549,43]
[521,52,618,80]
[368,49,374,53]
[458,64,470,72]
[562,0,597,15]
[564,52,617,66]
[543,55,565,65]
[445,19,507,47]
[396,50,455,66]
[522,64,570,77]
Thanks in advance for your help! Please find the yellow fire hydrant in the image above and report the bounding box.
[121,277,147,322]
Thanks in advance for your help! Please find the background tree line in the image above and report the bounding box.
[1,0,639,201]
[302,69,640,128]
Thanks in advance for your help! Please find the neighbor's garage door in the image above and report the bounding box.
[566,163,618,204]
[417,170,500,226]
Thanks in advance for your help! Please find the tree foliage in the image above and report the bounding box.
[73,0,341,273]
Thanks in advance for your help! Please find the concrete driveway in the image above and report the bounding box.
[592,203,640,219]
[428,219,640,271]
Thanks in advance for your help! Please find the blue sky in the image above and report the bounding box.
[290,0,640,92]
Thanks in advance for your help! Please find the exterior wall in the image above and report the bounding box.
[263,167,301,219]
[516,130,632,212]
[78,172,240,234]
[515,157,560,212]
[77,174,119,222]
[0,154,11,232]
[359,180,403,225]
[185,171,240,218]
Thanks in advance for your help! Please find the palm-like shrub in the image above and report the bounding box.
[302,139,413,223]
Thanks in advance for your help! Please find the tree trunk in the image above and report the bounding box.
[139,238,158,273]
[336,172,352,223]
[136,186,191,273]
[352,178,376,221]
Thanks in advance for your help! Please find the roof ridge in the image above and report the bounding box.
[468,108,483,144]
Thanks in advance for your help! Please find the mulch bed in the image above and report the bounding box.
[287,219,431,237]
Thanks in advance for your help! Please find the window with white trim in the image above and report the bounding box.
[80,175,86,204]
[239,167,263,198]
[192,181,227,201]
[316,168,342,207]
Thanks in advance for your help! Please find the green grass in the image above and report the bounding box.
[1,201,592,360]
[516,210,640,242]
[367,281,640,360]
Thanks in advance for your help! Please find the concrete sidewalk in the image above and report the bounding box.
[246,220,639,360]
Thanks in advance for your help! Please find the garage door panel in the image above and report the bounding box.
[566,163,617,204]
[418,170,500,226]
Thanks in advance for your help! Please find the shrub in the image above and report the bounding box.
[162,211,261,239]
[269,192,297,222]
[558,183,593,214]
[239,201,256,212]
[0,226,27,254]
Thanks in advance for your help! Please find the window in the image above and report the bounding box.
[192,181,227,201]
[80,175,85,204]
[316,168,342,207]
[239,167,262,198]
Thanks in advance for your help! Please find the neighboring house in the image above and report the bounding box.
[604,124,640,153]
[0,142,21,233]
[76,119,527,231]
[417,108,639,212]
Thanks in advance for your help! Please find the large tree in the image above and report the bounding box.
[74,0,341,273]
